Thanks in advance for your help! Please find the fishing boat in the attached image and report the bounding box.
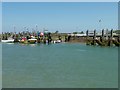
[19,37,27,43]
[28,36,37,44]
[1,39,14,43]
[28,38,37,44]
[1,38,14,43]
[53,40,62,43]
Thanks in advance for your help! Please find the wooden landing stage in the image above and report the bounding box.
[86,29,120,47]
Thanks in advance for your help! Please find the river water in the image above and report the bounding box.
[2,43,118,88]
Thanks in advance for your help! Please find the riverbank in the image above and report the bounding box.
[1,29,120,46]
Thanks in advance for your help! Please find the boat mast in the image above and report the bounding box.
[13,25,16,39]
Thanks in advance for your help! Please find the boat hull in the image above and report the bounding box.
[28,39,37,44]
[1,40,14,43]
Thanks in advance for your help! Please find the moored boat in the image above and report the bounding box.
[53,40,62,43]
[28,36,37,44]
[1,39,14,43]
[19,37,27,43]
[28,38,37,44]
[1,38,14,43]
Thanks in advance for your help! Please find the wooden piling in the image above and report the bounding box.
[85,29,119,47]
[91,30,96,45]
[108,29,113,46]
[111,29,113,38]
[86,30,90,45]
[86,30,89,37]
[102,29,104,37]
[100,29,104,42]
[118,35,120,46]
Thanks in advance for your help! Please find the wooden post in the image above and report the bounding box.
[101,29,104,42]
[102,29,104,37]
[94,30,96,38]
[111,29,113,38]
[110,29,113,46]
[92,30,96,45]
[86,30,90,45]
[108,29,113,46]
[116,35,120,47]
[86,30,89,37]
[118,35,120,42]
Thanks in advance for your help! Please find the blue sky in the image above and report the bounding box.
[0,2,1,32]
[2,2,118,33]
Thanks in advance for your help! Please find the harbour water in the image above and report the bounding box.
[2,43,118,88]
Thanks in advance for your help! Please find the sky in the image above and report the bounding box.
[0,2,2,34]
[2,2,118,33]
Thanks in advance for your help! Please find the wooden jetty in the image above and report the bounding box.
[86,29,120,47]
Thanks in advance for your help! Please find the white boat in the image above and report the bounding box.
[28,38,37,43]
[53,40,62,43]
[1,39,14,43]
[56,40,61,43]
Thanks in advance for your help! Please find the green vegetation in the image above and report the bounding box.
[73,31,84,34]
[113,30,120,34]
